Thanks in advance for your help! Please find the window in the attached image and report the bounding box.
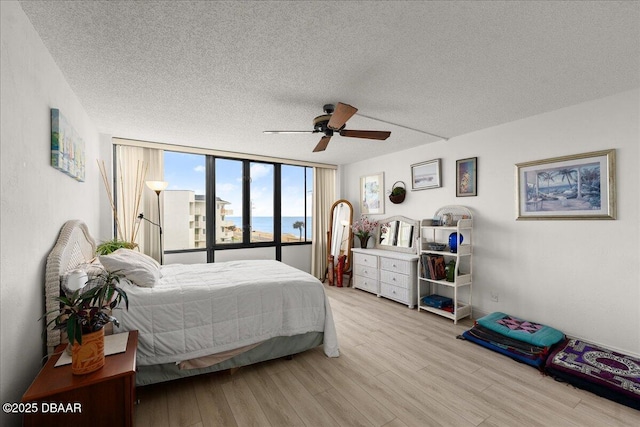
[250,162,274,243]
[281,165,313,242]
[137,150,314,260]
[215,158,243,244]
[163,152,206,250]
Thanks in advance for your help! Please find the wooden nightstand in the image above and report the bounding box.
[22,330,138,427]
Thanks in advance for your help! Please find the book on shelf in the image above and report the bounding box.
[427,255,436,279]
[420,254,431,279]
[420,254,447,281]
[433,256,446,280]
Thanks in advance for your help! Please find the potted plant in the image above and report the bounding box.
[352,216,381,249]
[96,238,137,255]
[388,181,406,204]
[44,269,128,375]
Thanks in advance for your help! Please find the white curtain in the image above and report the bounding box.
[311,167,336,279]
[115,145,164,262]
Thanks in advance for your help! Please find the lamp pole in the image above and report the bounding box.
[145,181,168,264]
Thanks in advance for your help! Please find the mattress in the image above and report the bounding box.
[114,259,339,366]
[545,338,640,410]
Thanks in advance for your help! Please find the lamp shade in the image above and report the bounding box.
[145,181,168,192]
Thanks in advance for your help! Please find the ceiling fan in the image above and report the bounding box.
[264,102,391,152]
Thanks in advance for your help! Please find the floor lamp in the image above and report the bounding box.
[145,180,168,264]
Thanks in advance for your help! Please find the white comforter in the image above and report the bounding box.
[114,260,339,366]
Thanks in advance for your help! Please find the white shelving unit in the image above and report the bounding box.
[416,206,473,324]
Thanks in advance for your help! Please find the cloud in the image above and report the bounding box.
[194,165,205,173]
[217,183,237,192]
[250,163,272,180]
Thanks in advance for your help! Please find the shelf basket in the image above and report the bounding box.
[433,205,473,226]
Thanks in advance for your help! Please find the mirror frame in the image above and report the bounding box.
[374,215,418,254]
[328,199,354,273]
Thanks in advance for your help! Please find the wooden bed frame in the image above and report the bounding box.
[44,220,325,386]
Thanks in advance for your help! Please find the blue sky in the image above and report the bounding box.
[163,151,311,216]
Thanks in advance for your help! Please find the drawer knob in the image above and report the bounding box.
[392,277,396,281]
[392,264,397,267]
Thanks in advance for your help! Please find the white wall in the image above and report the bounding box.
[0,3,102,426]
[342,90,639,356]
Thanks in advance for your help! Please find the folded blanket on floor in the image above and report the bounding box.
[476,312,565,348]
[460,324,550,368]
[545,338,640,410]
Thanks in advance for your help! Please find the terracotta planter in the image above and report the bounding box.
[71,329,105,375]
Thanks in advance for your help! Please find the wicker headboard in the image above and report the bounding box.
[44,220,96,355]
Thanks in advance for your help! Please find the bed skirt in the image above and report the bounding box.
[136,331,324,386]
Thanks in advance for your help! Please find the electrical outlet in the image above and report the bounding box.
[490,290,499,302]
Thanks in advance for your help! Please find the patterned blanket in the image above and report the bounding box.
[476,312,565,348]
[546,338,640,409]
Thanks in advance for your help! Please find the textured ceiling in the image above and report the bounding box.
[19,1,640,165]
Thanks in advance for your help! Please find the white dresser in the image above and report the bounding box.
[352,248,418,308]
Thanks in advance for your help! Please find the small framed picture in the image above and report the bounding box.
[411,159,441,190]
[456,157,477,197]
[360,172,385,215]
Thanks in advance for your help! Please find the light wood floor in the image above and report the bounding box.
[134,284,639,427]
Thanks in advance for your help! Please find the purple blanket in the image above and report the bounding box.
[546,338,640,409]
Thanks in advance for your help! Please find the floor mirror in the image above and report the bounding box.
[326,199,354,286]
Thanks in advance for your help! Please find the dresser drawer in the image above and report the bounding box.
[380,282,408,304]
[354,275,378,294]
[380,257,412,275]
[354,263,377,280]
[379,270,410,289]
[354,253,378,269]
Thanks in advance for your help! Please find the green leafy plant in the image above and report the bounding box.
[44,269,129,345]
[391,186,406,196]
[96,238,137,255]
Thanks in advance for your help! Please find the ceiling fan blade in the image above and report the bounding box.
[313,136,332,152]
[263,130,315,134]
[327,102,358,130]
[339,129,391,140]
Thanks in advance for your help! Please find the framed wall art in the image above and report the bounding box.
[411,159,441,190]
[516,149,616,220]
[456,157,477,197]
[51,108,85,181]
[360,172,384,215]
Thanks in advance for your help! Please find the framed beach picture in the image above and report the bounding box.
[360,172,384,215]
[456,157,477,197]
[411,159,441,190]
[516,149,616,220]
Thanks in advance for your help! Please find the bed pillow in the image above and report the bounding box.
[99,248,160,288]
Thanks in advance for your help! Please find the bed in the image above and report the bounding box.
[45,220,339,386]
